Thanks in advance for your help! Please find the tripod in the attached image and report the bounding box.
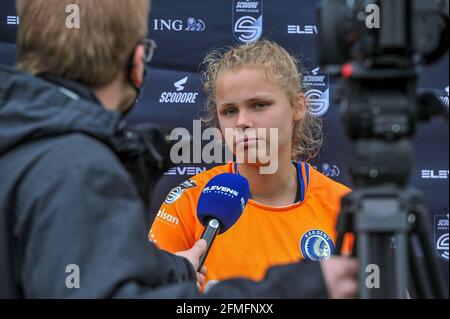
[335,185,448,299]
[331,65,449,299]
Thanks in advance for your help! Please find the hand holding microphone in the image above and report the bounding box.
[175,239,208,289]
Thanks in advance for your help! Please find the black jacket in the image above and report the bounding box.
[0,65,328,299]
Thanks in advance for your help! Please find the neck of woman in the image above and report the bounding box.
[236,152,299,207]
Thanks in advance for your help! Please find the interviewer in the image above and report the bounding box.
[0,0,357,299]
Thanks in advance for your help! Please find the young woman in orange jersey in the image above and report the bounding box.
[150,40,352,292]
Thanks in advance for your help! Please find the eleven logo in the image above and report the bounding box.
[421,170,449,180]
[6,16,19,25]
[287,24,318,35]
[164,166,207,176]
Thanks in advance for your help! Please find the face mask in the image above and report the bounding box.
[121,63,149,120]
[122,39,157,120]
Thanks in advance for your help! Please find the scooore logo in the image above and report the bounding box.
[434,214,449,261]
[232,0,263,43]
[303,67,329,117]
[153,18,205,31]
[304,67,326,82]
[202,185,239,198]
[159,76,199,104]
[421,169,449,179]
[174,77,188,91]
[440,86,449,108]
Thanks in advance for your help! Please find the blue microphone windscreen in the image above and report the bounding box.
[197,173,250,233]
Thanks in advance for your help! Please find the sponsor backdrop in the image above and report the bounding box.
[1,0,448,284]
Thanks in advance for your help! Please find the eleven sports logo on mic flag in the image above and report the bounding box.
[232,0,263,43]
[201,183,247,212]
[197,173,250,233]
[202,185,239,198]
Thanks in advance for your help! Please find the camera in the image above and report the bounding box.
[317,0,449,298]
[111,123,175,210]
[317,0,449,187]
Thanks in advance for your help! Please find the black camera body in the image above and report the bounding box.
[111,123,175,210]
[318,0,448,187]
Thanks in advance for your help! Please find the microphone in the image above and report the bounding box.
[196,173,250,271]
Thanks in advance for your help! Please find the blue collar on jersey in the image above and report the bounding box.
[233,162,310,204]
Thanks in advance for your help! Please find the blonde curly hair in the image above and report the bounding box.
[200,39,323,162]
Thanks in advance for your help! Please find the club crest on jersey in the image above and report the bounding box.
[164,180,197,204]
[300,229,334,261]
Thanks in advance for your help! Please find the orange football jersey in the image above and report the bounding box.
[149,162,352,290]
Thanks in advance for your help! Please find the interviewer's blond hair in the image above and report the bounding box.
[16,0,150,88]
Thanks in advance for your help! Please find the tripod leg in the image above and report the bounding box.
[358,233,371,299]
[408,235,431,298]
[334,208,353,255]
[394,233,408,298]
[360,234,400,298]
[334,230,345,255]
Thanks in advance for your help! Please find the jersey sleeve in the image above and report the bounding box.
[149,180,199,253]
